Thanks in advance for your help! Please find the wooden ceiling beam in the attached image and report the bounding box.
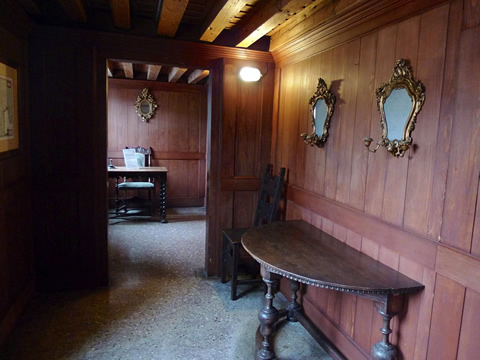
[147,65,162,81]
[121,62,134,79]
[110,0,130,29]
[57,0,87,23]
[188,69,210,84]
[168,67,188,83]
[235,0,315,48]
[267,0,330,38]
[200,0,250,43]
[156,0,190,37]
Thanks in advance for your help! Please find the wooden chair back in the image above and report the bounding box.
[253,164,286,226]
[128,146,152,167]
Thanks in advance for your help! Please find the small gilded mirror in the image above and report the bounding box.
[135,88,157,122]
[301,78,336,147]
[364,59,425,157]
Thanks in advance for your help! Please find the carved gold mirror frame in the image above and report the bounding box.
[364,59,425,157]
[301,78,336,148]
[135,88,158,122]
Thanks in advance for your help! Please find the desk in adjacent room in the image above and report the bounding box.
[242,220,424,360]
[108,166,168,222]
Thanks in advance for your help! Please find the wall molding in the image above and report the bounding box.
[287,184,437,269]
[271,0,451,67]
[436,245,480,294]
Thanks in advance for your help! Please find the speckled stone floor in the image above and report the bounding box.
[1,208,331,360]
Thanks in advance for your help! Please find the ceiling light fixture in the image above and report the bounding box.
[239,66,263,82]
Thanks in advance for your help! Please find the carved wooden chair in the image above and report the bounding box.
[115,146,155,215]
[221,164,286,300]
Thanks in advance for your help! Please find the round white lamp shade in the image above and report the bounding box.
[239,67,262,82]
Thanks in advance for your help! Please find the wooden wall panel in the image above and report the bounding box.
[323,45,345,201]
[107,79,207,208]
[272,0,480,358]
[381,15,419,226]
[314,51,333,196]
[219,58,275,241]
[428,0,463,241]
[457,288,480,358]
[403,6,448,236]
[363,25,396,219]
[335,40,359,205]
[441,25,480,253]
[427,275,464,359]
[349,33,376,211]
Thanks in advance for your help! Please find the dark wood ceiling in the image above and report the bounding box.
[16,0,332,84]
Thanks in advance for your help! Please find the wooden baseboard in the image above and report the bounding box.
[0,279,35,346]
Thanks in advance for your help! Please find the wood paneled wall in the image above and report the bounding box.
[0,10,34,345]
[26,25,274,290]
[107,79,207,208]
[272,0,480,358]
[207,58,275,275]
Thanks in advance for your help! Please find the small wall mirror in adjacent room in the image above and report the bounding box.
[363,59,425,157]
[135,88,158,122]
[301,78,336,147]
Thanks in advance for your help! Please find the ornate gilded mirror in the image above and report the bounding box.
[135,88,157,122]
[364,59,425,157]
[301,78,336,147]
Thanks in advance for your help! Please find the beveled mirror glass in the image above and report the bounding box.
[364,59,425,157]
[301,78,336,147]
[135,88,158,122]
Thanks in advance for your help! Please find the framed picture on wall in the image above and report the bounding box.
[0,61,19,153]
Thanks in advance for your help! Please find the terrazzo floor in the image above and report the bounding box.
[1,208,331,360]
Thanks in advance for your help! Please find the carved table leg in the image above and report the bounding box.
[257,265,280,360]
[160,173,168,223]
[287,279,302,322]
[371,294,404,360]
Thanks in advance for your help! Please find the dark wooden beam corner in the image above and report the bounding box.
[110,0,131,29]
[57,0,87,23]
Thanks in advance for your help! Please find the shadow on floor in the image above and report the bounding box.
[1,208,330,360]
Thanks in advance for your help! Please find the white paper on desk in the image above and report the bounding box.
[123,148,139,169]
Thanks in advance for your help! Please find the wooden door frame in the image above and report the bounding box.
[96,35,273,282]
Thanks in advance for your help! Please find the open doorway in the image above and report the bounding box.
[106,59,208,210]
[105,59,209,268]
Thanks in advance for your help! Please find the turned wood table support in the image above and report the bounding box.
[241,220,424,360]
[370,293,405,360]
[287,279,302,322]
[257,265,281,360]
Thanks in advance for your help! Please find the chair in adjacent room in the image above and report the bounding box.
[221,164,286,300]
[115,146,155,216]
